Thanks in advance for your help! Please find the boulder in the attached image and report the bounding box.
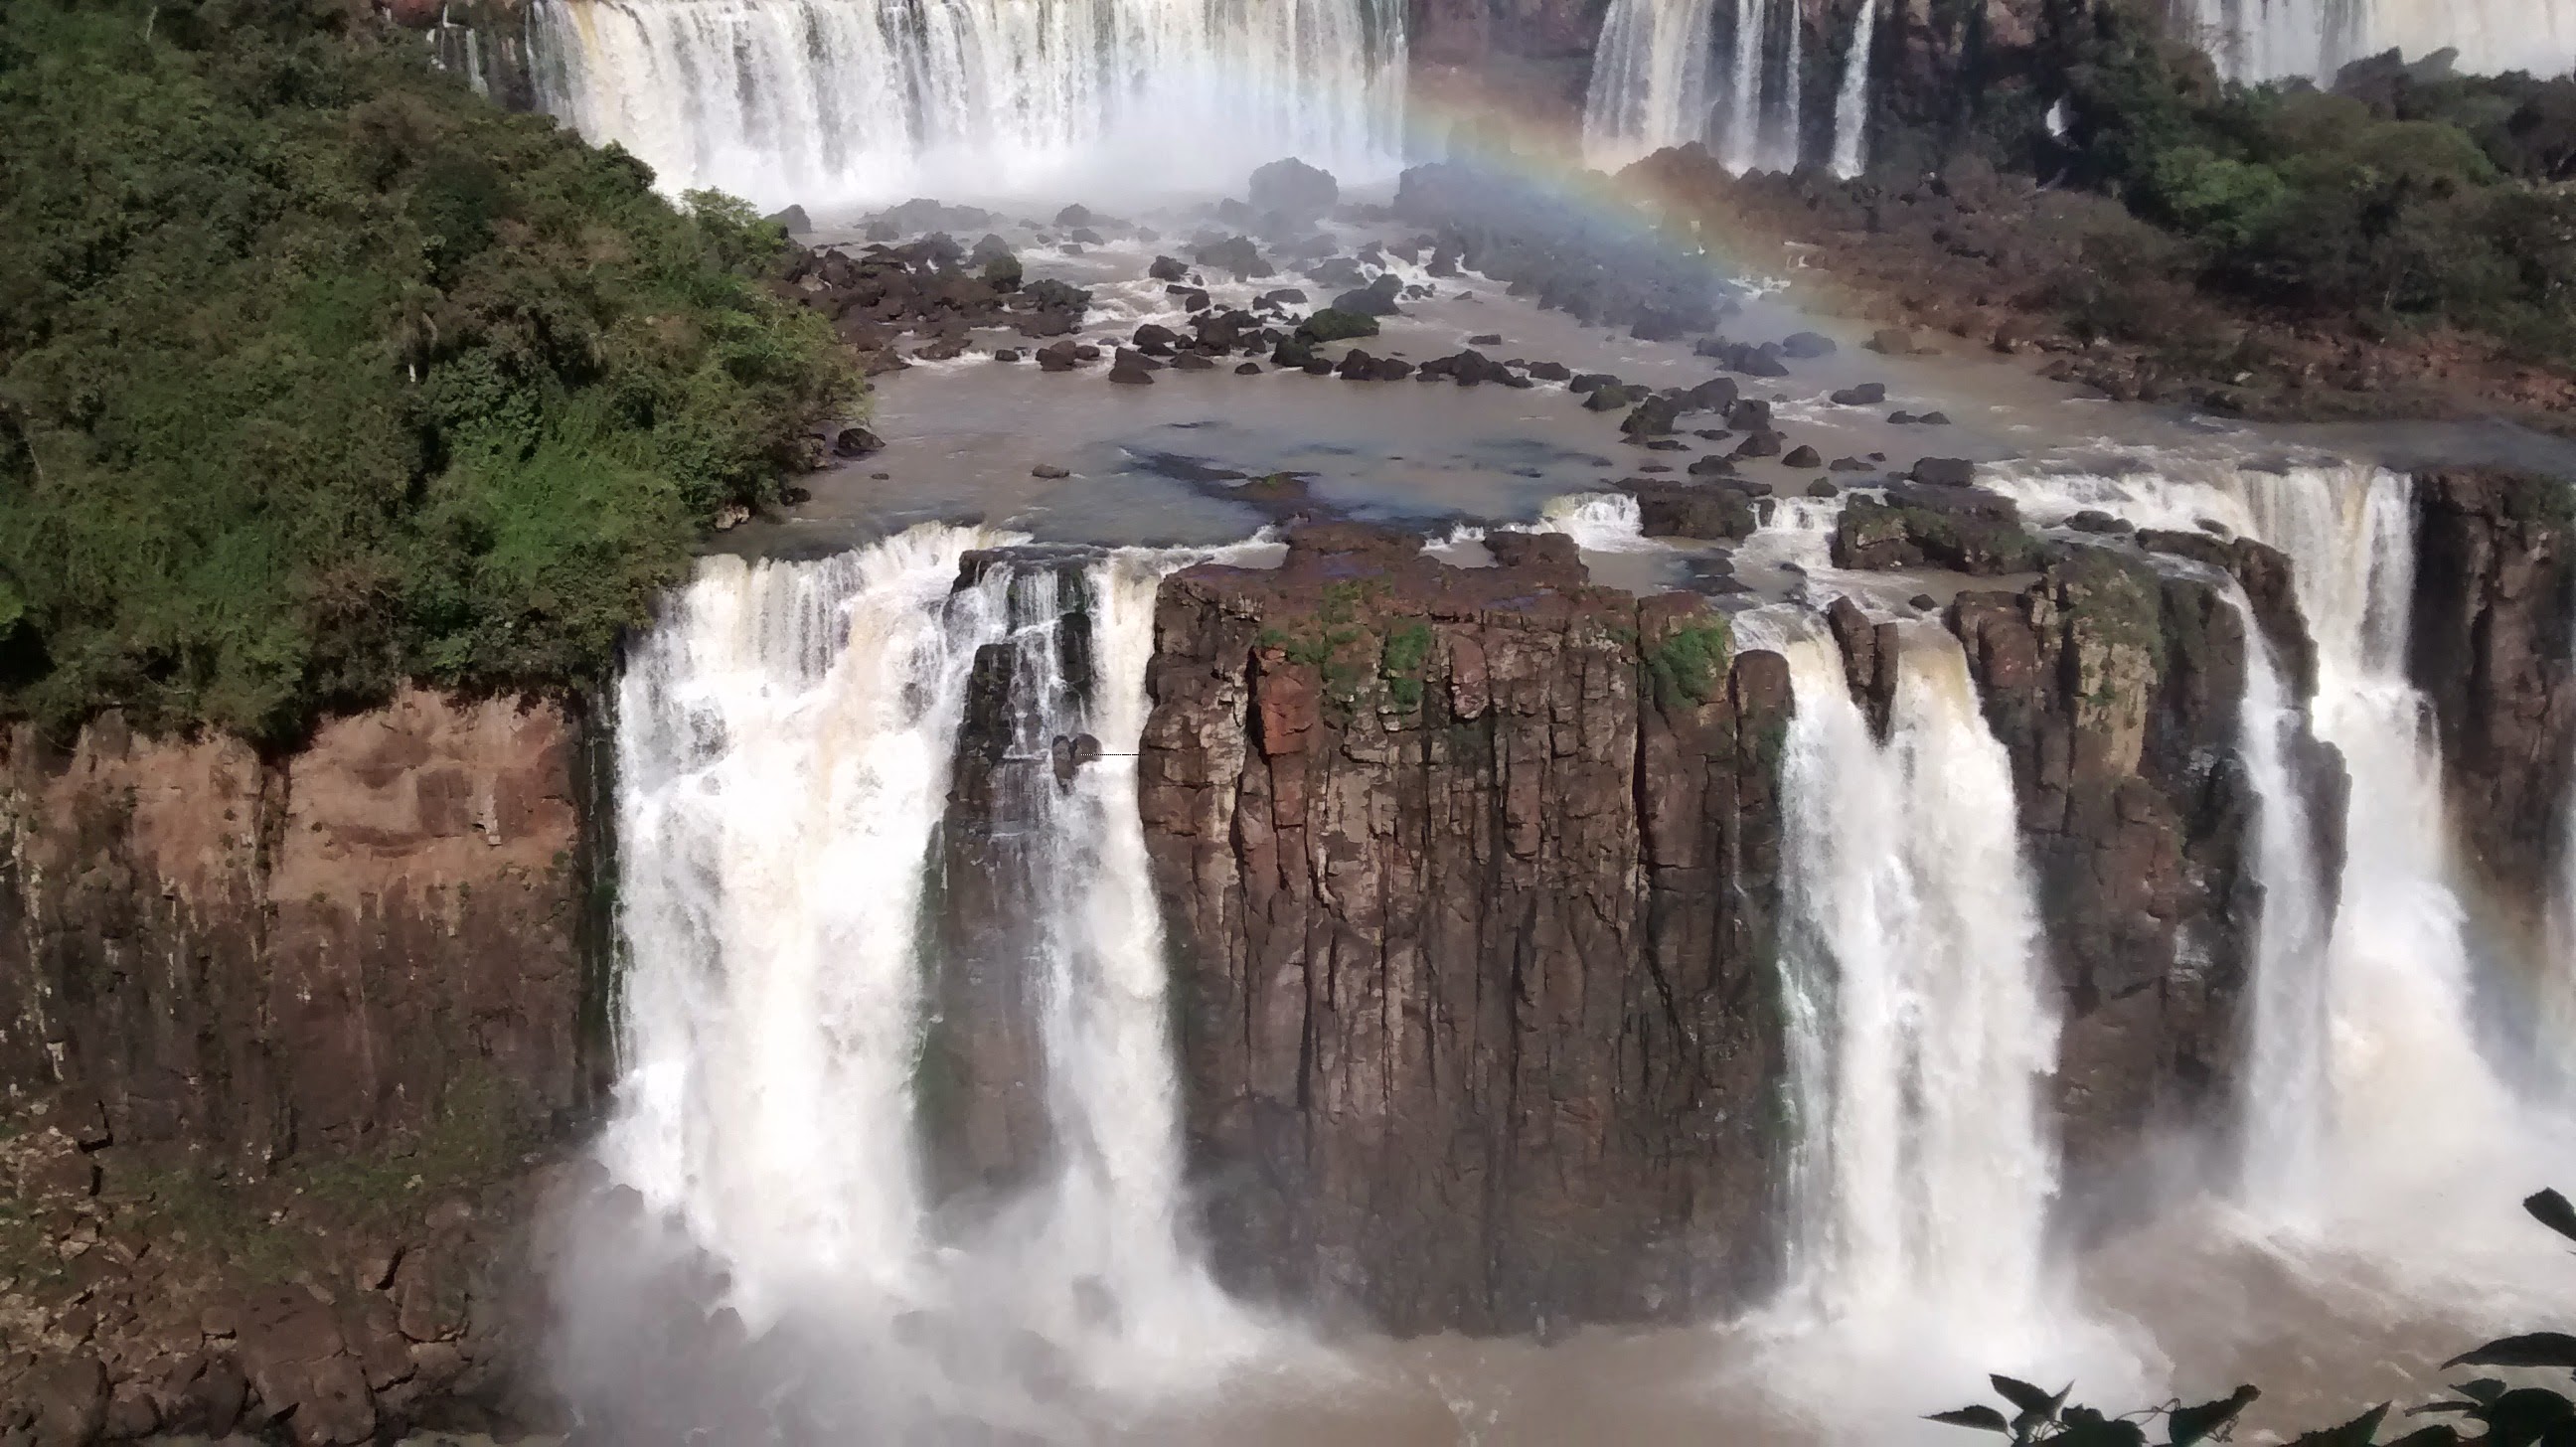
[1194,235,1274,279]
[1332,273,1404,317]
[1781,331,1836,359]
[1150,254,1191,281]
[1620,396,1682,436]
[1297,308,1379,343]
[1248,157,1339,226]
[1781,444,1822,469]
[1109,348,1160,384]
[1866,328,1921,355]
[1909,457,1977,487]
[1829,383,1888,405]
[764,204,812,234]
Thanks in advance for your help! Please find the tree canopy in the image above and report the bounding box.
[0,0,855,742]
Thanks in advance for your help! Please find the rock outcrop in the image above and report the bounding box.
[2408,468,2576,945]
[1942,548,2341,1185]
[0,690,595,1439]
[1139,526,1792,1334]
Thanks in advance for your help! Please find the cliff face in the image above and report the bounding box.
[1942,551,2315,1185]
[2409,468,2576,952]
[1139,526,1791,1335]
[0,690,593,1441]
[0,690,591,1163]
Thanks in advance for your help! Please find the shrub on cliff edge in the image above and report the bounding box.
[0,0,856,742]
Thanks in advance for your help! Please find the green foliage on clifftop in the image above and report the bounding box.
[0,0,856,742]
[2045,4,2576,364]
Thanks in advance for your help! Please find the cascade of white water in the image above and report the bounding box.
[595,524,1259,1430]
[2189,0,2576,80]
[1830,0,1878,179]
[1984,463,2528,1221]
[605,524,1016,1305]
[1581,0,1719,170]
[2230,592,2334,1211]
[528,0,1408,210]
[1583,0,1801,172]
[1777,0,1804,171]
[1006,549,1255,1370]
[1763,621,2063,1347]
[1725,0,1772,172]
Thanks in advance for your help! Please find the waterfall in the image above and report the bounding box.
[527,0,1408,210]
[581,523,1256,1434]
[1725,0,1774,171]
[1830,0,1878,179]
[1984,463,2529,1220]
[2230,592,2334,1211]
[1582,0,1802,172]
[2189,0,2576,80]
[1581,0,1719,170]
[607,525,1010,1301]
[1764,621,2064,1347]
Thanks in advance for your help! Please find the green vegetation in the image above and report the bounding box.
[0,0,855,742]
[1380,618,1432,713]
[1646,617,1732,711]
[2035,4,2576,367]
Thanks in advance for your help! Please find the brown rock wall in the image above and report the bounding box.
[1140,526,1791,1334]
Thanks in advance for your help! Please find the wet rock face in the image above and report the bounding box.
[0,691,593,1164]
[1138,526,1793,1334]
[1943,550,2318,1188]
[2409,468,2576,938]
[0,691,593,1438]
[925,552,1101,1203]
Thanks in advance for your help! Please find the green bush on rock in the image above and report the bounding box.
[0,0,856,742]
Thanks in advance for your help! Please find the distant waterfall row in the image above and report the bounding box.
[1582,0,1880,177]
[524,0,1407,209]
[2189,0,2576,81]
[1577,0,2574,184]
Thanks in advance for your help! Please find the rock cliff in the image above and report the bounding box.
[0,690,595,1441]
[1944,548,2339,1188]
[1139,526,1792,1334]
[2409,468,2576,956]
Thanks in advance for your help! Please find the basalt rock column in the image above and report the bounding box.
[1140,525,1793,1334]
[1944,549,2284,1186]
